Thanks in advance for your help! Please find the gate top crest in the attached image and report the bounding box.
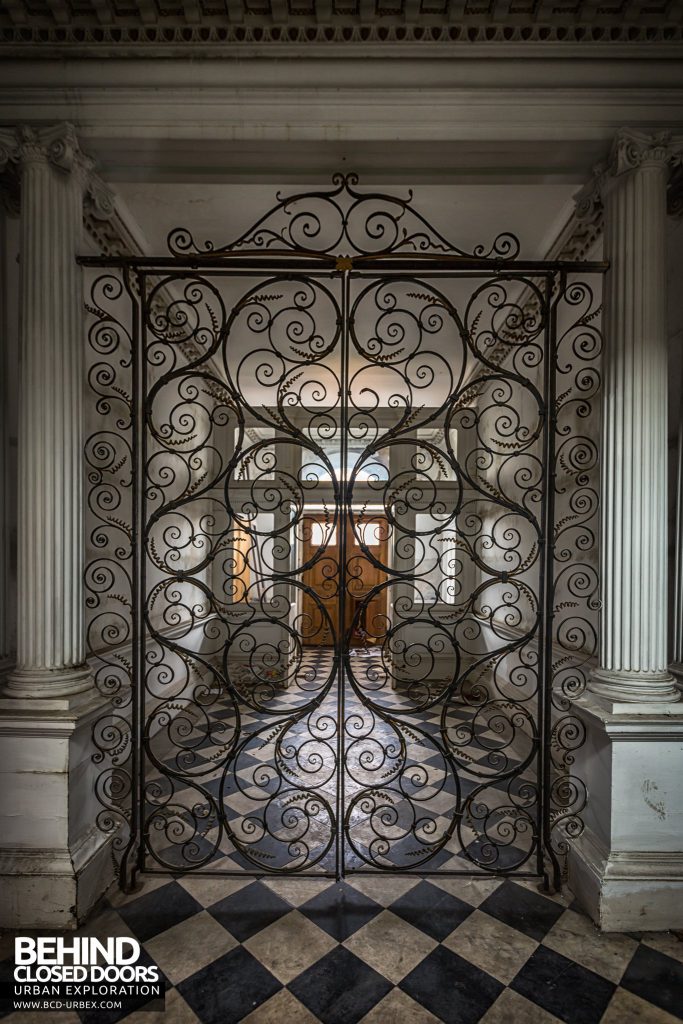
[166,173,521,264]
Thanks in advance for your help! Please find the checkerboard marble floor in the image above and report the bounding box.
[3,872,682,1024]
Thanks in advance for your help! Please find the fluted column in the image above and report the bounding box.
[578,129,680,704]
[0,205,9,667]
[0,124,92,697]
[673,361,683,676]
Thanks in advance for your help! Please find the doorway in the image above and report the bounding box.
[83,175,603,890]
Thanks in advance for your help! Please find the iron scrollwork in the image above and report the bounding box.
[86,270,136,877]
[85,175,603,887]
[167,173,520,263]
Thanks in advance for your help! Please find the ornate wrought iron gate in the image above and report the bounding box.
[84,176,604,891]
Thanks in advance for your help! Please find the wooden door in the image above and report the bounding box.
[346,517,389,646]
[299,518,340,647]
[300,515,389,647]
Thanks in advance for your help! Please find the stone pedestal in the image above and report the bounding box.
[0,690,114,929]
[568,696,683,932]
[0,124,116,928]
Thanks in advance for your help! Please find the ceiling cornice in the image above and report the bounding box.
[1,1,681,55]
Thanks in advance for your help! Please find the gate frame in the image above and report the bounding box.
[81,177,606,894]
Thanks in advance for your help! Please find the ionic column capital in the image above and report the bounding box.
[18,122,91,174]
[608,127,676,176]
[0,122,117,232]
[0,122,89,176]
[0,123,116,208]
[575,127,683,225]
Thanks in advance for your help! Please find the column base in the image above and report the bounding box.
[4,663,92,699]
[568,694,683,932]
[588,666,680,706]
[0,828,115,931]
[0,687,116,928]
[569,827,683,932]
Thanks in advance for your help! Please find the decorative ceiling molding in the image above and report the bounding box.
[84,192,144,258]
[547,206,603,262]
[84,199,145,256]
[0,1,681,52]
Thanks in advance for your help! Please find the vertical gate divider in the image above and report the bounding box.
[138,269,150,885]
[539,270,561,891]
[120,267,145,893]
[336,266,351,881]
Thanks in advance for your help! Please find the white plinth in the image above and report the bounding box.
[569,695,683,932]
[0,687,116,929]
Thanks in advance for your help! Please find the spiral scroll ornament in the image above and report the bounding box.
[86,270,136,879]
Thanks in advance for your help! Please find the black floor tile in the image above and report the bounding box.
[389,879,473,941]
[479,879,565,941]
[511,945,615,1024]
[115,880,204,942]
[620,943,683,1020]
[289,945,392,1024]
[207,880,291,942]
[299,882,383,941]
[400,945,503,1024]
[177,945,281,1024]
